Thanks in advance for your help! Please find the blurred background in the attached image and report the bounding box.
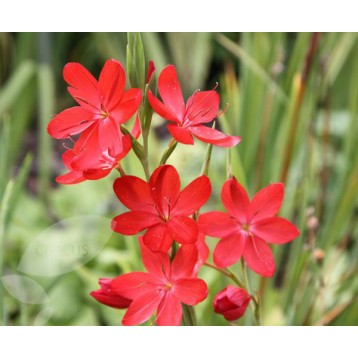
[0,32,357,326]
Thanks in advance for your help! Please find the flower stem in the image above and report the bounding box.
[159,138,177,165]
[141,128,151,181]
[204,262,244,287]
[115,163,127,176]
[241,258,261,325]
[182,305,197,326]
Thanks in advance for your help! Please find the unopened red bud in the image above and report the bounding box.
[213,286,251,321]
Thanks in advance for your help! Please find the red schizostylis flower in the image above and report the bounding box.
[47,59,142,171]
[95,238,208,326]
[198,178,300,277]
[147,65,240,147]
[56,115,141,184]
[213,286,251,321]
[111,164,211,252]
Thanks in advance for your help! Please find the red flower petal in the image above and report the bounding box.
[249,183,284,223]
[71,124,102,170]
[149,165,181,217]
[167,216,199,245]
[98,117,123,154]
[251,217,300,244]
[110,134,132,161]
[185,91,219,125]
[90,290,131,309]
[83,168,112,181]
[98,59,125,112]
[90,278,131,309]
[122,291,163,326]
[113,175,155,213]
[60,150,76,169]
[190,125,241,147]
[139,237,170,279]
[131,114,142,139]
[56,171,85,185]
[158,65,185,121]
[198,211,238,238]
[63,62,100,112]
[156,293,182,326]
[111,272,157,300]
[195,233,210,272]
[221,178,250,223]
[243,237,275,277]
[143,224,173,252]
[111,211,160,235]
[47,107,95,139]
[147,90,179,123]
[167,124,194,144]
[173,175,211,216]
[110,88,142,125]
[173,278,208,305]
[213,234,246,268]
[146,60,156,84]
[171,245,199,281]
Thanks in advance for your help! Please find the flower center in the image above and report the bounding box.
[154,197,171,222]
[101,110,109,119]
[241,223,250,232]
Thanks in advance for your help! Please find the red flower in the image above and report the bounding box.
[198,178,300,277]
[213,286,251,321]
[90,278,131,309]
[56,116,141,185]
[147,65,240,147]
[108,239,208,326]
[47,59,142,170]
[112,165,211,252]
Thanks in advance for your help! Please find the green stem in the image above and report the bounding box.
[141,129,151,181]
[0,181,13,325]
[159,138,177,165]
[241,258,260,325]
[115,163,127,177]
[204,262,245,287]
[182,304,197,326]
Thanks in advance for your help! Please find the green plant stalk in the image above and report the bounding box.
[182,304,197,326]
[204,262,244,287]
[141,128,151,181]
[0,181,14,325]
[38,63,54,211]
[241,258,260,325]
[159,138,177,165]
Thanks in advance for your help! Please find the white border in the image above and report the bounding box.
[0,327,357,357]
[2,1,357,31]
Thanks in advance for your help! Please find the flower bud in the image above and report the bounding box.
[213,285,251,321]
[90,278,131,309]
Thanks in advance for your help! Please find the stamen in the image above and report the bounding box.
[190,105,215,120]
[73,95,99,112]
[217,102,230,117]
[62,143,72,151]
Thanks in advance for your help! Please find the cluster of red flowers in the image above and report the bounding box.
[48,59,299,325]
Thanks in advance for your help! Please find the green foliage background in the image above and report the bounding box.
[0,32,357,325]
